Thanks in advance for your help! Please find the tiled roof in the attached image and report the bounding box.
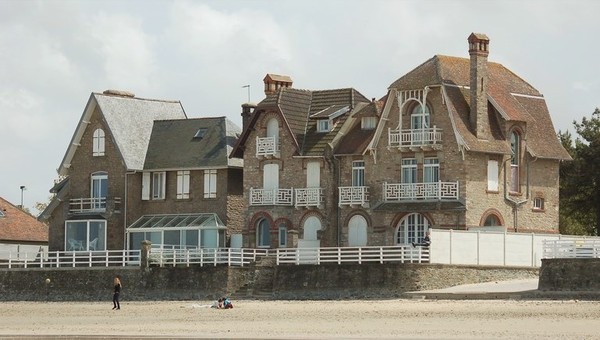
[389,55,570,159]
[334,101,381,155]
[0,197,48,243]
[58,92,187,175]
[144,117,242,170]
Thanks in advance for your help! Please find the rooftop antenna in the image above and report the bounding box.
[242,85,250,103]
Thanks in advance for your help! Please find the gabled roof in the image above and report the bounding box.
[232,87,369,158]
[58,92,187,175]
[144,117,242,170]
[384,55,571,160]
[334,101,381,155]
[0,197,48,243]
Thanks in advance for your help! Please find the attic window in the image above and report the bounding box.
[361,117,377,130]
[0,210,5,217]
[194,128,207,139]
[317,119,330,133]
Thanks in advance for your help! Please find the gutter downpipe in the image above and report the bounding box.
[124,170,137,251]
[333,154,341,247]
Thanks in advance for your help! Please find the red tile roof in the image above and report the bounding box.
[0,197,48,243]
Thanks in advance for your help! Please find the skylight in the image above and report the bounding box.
[194,128,208,139]
[0,210,5,217]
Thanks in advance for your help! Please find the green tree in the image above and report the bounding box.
[559,108,600,235]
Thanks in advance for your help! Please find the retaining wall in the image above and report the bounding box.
[539,258,600,291]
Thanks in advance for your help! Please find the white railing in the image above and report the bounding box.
[149,248,270,267]
[543,239,600,259]
[338,186,369,207]
[388,127,442,148]
[383,181,459,201]
[275,246,429,265]
[249,188,293,206]
[69,197,122,213]
[0,249,141,269]
[256,136,279,156]
[295,188,323,208]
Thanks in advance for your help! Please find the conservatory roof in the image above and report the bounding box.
[127,213,226,230]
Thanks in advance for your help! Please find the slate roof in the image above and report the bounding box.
[144,117,242,170]
[335,101,382,155]
[387,55,571,160]
[0,197,48,243]
[58,92,187,175]
[232,87,370,157]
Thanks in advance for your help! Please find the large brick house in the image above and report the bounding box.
[233,33,571,249]
[40,90,244,252]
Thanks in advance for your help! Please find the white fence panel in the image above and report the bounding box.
[478,232,505,266]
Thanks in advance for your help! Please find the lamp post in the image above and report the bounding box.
[20,185,26,209]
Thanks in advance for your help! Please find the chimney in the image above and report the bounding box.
[468,33,490,139]
[241,103,257,133]
[263,74,293,95]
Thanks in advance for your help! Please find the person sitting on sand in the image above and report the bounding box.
[223,297,233,309]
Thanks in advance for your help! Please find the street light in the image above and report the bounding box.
[20,185,26,209]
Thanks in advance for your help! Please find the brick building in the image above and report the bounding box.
[233,33,571,249]
[40,90,243,251]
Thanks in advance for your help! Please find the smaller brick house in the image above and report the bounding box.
[0,196,48,256]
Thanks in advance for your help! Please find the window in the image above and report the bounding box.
[306,162,320,188]
[352,161,365,187]
[257,219,271,248]
[278,223,287,247]
[401,158,417,183]
[487,160,499,191]
[194,128,207,139]
[177,171,190,199]
[92,128,105,156]
[361,117,377,130]
[423,158,439,183]
[91,172,108,209]
[204,169,217,198]
[411,104,430,129]
[152,172,166,200]
[484,214,501,226]
[395,213,429,245]
[317,119,330,132]
[510,131,520,192]
[0,210,5,217]
[65,220,106,251]
[533,198,545,211]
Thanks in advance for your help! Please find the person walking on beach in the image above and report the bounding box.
[112,276,122,310]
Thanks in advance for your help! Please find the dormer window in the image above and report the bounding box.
[361,117,377,130]
[0,210,5,218]
[318,119,330,133]
[92,128,105,156]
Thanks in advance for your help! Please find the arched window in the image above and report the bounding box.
[510,131,521,192]
[348,215,367,246]
[93,128,105,156]
[410,103,430,130]
[484,214,501,226]
[256,219,271,248]
[395,213,430,245]
[266,117,279,141]
[303,216,321,241]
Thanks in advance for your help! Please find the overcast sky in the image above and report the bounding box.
[1,0,598,214]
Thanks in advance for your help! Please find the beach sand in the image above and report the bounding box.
[1,299,599,339]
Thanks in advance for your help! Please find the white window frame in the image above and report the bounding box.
[395,213,429,245]
[65,219,107,251]
[152,172,166,200]
[317,119,330,133]
[423,158,439,183]
[204,169,217,199]
[352,161,365,187]
[361,116,377,130]
[92,128,105,156]
[533,197,544,210]
[401,158,417,184]
[177,170,190,199]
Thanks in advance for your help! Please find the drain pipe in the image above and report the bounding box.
[333,154,342,247]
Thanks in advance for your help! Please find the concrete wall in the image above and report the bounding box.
[0,263,537,301]
[539,258,600,291]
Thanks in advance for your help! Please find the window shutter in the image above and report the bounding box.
[487,160,499,191]
[142,172,150,200]
[307,162,320,188]
[160,172,166,199]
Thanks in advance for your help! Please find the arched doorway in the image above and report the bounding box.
[395,213,431,245]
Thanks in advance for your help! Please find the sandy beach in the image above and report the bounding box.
[1,299,599,339]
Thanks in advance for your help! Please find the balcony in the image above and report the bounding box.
[256,136,279,157]
[388,127,442,150]
[338,186,369,207]
[69,197,122,214]
[249,188,293,206]
[295,188,323,208]
[383,181,459,201]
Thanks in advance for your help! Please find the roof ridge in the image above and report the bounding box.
[93,92,181,104]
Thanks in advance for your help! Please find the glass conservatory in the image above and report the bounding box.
[126,213,227,251]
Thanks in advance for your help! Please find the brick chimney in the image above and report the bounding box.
[468,33,490,139]
[241,102,257,133]
[263,74,293,95]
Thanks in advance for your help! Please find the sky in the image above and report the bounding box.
[1,0,599,214]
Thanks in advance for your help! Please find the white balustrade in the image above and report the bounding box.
[338,186,369,207]
[249,188,293,206]
[383,181,459,201]
[388,127,442,148]
[295,188,323,208]
[256,136,279,156]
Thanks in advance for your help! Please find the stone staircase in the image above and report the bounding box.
[230,255,276,300]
